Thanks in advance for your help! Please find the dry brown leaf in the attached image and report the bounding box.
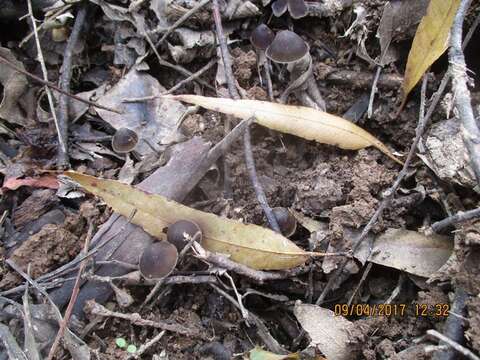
[166,95,403,165]
[399,0,461,109]
[368,228,453,277]
[66,171,314,270]
[294,303,355,360]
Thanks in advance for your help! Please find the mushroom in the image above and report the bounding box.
[271,0,308,19]
[272,207,297,237]
[266,30,325,110]
[250,24,275,98]
[111,127,139,154]
[139,241,178,280]
[167,220,202,251]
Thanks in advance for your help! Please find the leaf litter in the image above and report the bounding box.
[0,0,479,359]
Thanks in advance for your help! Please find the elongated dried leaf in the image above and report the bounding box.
[166,95,402,165]
[66,171,311,270]
[368,228,453,277]
[400,0,460,109]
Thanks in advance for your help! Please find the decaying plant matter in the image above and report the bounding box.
[1,0,480,359]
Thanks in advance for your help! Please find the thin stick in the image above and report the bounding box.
[155,0,211,46]
[46,224,94,360]
[429,207,480,233]
[428,330,480,360]
[20,4,74,48]
[57,4,88,167]
[449,0,480,185]
[0,54,121,114]
[26,0,66,167]
[367,66,381,118]
[164,58,217,95]
[143,30,215,91]
[347,262,373,306]
[122,59,217,103]
[211,0,280,231]
[85,301,205,338]
[244,121,281,232]
[315,73,429,306]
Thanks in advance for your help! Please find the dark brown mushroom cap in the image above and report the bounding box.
[265,30,308,64]
[250,24,275,51]
[111,127,138,153]
[272,207,297,237]
[271,0,288,17]
[139,241,178,280]
[288,0,308,19]
[167,220,202,251]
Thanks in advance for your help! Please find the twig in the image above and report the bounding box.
[164,58,217,95]
[429,207,480,234]
[0,54,120,114]
[126,330,166,360]
[122,59,217,103]
[142,29,215,91]
[315,73,430,306]
[244,123,281,232]
[57,4,88,167]
[367,66,382,118]
[20,4,74,48]
[428,330,480,360]
[26,0,66,167]
[211,0,280,230]
[47,224,94,360]
[449,0,480,184]
[195,244,308,283]
[432,287,468,360]
[347,262,372,306]
[84,300,206,338]
[155,0,211,46]
[212,0,238,100]
[5,260,88,352]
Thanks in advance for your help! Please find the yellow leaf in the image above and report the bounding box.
[249,346,300,360]
[400,0,461,109]
[66,171,313,270]
[165,95,403,165]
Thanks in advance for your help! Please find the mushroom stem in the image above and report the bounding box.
[282,54,326,111]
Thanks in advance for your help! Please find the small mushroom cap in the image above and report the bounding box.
[250,24,275,51]
[112,127,138,153]
[272,0,288,17]
[167,220,202,251]
[265,30,308,63]
[288,0,308,19]
[139,241,178,280]
[272,207,297,237]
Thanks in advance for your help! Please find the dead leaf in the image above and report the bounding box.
[2,176,59,192]
[95,69,186,156]
[294,302,355,360]
[249,346,300,360]
[66,171,314,270]
[399,0,460,109]
[166,95,403,165]
[377,0,429,65]
[368,228,453,278]
[0,47,31,127]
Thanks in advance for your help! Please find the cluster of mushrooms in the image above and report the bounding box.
[138,208,297,281]
[112,0,313,280]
